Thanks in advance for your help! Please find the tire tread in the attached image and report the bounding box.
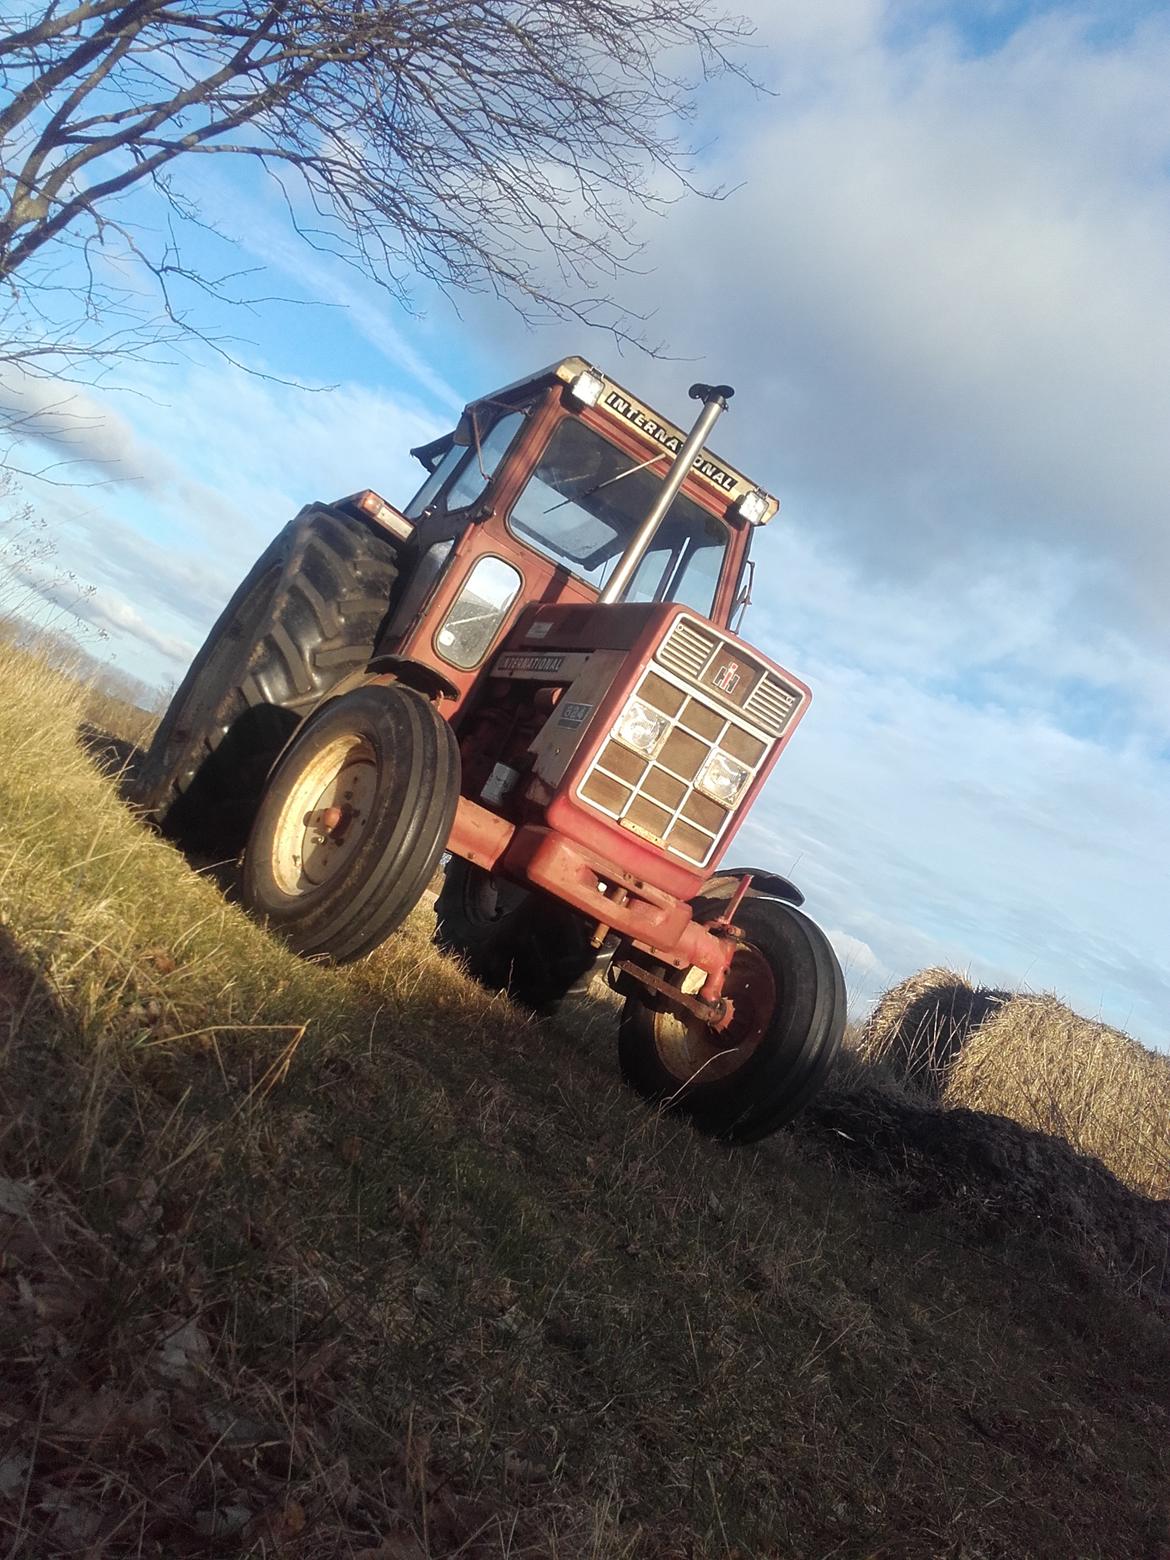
[135,511,400,853]
[242,685,459,964]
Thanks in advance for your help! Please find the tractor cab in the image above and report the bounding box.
[364,360,779,715]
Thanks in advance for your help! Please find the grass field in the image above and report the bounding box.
[2,641,1169,1558]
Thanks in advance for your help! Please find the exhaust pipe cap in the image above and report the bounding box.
[689,382,735,406]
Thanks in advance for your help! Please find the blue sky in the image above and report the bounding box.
[3,0,1169,1045]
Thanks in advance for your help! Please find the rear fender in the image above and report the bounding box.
[301,655,458,718]
[366,654,459,703]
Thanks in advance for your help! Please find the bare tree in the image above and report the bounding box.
[0,0,752,378]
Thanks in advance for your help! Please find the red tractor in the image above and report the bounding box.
[136,360,845,1141]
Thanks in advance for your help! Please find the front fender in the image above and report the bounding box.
[699,867,805,908]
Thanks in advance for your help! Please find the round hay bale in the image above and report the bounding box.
[858,967,1009,1098]
[944,994,1170,1199]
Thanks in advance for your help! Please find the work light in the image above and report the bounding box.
[569,369,605,407]
[735,489,770,526]
[344,489,415,541]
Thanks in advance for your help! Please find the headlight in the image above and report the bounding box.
[696,749,751,806]
[613,696,670,757]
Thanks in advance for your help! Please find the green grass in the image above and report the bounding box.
[2,641,1169,1558]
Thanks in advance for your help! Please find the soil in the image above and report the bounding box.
[805,1084,1170,1308]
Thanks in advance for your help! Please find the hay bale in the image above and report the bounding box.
[945,994,1170,1200]
[856,966,1009,1098]
[856,968,1170,1200]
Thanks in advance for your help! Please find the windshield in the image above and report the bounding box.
[507,417,727,614]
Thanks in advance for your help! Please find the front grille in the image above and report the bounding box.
[576,615,807,868]
[659,615,803,739]
[658,617,718,681]
[744,677,800,738]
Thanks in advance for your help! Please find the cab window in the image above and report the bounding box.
[404,410,526,520]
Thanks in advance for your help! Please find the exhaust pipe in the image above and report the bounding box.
[598,381,734,605]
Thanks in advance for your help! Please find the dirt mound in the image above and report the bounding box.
[805,1085,1170,1308]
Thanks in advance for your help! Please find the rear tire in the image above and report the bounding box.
[134,511,401,855]
[241,684,459,962]
[618,897,845,1142]
[434,857,602,1013]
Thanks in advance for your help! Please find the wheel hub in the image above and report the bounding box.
[649,940,776,1086]
[271,735,378,894]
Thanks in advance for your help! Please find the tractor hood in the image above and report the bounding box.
[488,601,810,899]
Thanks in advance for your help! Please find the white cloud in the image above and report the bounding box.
[742,582,1170,1043]
[825,928,884,996]
[96,359,445,544]
[0,368,177,488]
[6,357,448,682]
[673,7,1170,630]
[2,553,196,666]
[75,589,197,666]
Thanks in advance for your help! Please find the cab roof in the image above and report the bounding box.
[465,357,781,525]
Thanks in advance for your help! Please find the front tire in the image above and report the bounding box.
[618,897,845,1142]
[434,857,602,1012]
[242,684,458,962]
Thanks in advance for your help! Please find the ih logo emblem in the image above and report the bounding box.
[712,660,741,693]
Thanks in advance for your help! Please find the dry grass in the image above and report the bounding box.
[0,619,161,752]
[856,967,1170,1199]
[2,640,1169,1557]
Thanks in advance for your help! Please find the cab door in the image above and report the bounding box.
[385,393,596,716]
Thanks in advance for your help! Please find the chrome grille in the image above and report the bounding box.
[659,614,802,742]
[575,614,807,867]
[658,617,717,681]
[744,677,800,738]
[575,616,806,868]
